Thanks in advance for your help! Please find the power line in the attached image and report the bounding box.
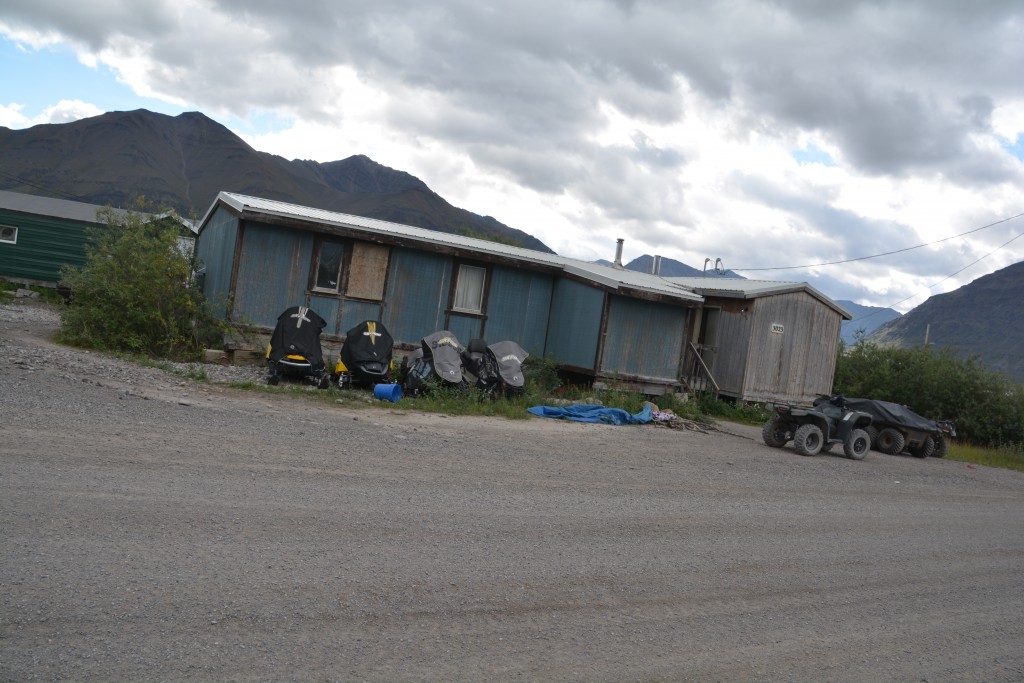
[733,211,1024,272]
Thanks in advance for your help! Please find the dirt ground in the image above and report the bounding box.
[2,301,1024,682]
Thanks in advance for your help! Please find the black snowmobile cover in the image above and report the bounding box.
[843,398,939,432]
[487,340,528,387]
[421,330,464,385]
[340,320,393,368]
[268,306,327,370]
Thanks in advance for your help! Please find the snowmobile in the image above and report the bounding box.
[334,320,394,388]
[399,330,466,396]
[266,305,331,388]
[461,338,529,399]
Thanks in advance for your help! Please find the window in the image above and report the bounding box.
[453,264,486,313]
[0,225,16,244]
[314,240,344,292]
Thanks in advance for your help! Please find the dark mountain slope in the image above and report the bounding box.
[868,261,1024,382]
[836,300,901,344]
[0,109,552,252]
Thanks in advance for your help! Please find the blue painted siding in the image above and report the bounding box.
[546,279,604,369]
[308,294,340,334]
[483,266,553,353]
[196,207,238,318]
[340,300,384,334]
[448,314,482,345]
[233,221,313,327]
[601,296,687,380]
[382,248,452,345]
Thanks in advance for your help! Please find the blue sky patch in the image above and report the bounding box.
[792,142,837,167]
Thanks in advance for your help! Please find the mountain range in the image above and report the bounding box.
[2,108,1018,382]
[0,109,553,253]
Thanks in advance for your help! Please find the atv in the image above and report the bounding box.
[762,394,873,459]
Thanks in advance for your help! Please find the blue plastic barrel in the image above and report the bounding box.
[373,383,403,402]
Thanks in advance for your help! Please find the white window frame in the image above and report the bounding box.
[452,264,486,314]
[0,225,16,244]
[312,239,345,293]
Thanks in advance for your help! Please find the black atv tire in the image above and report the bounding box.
[933,434,949,458]
[762,416,789,448]
[909,435,935,458]
[267,375,280,386]
[864,425,879,449]
[844,428,871,460]
[876,428,906,455]
[793,423,824,456]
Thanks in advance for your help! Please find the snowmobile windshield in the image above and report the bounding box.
[340,320,393,367]
[488,340,528,387]
[421,330,464,384]
[268,306,327,368]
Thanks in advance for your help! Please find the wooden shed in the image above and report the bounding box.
[668,278,852,405]
[195,192,703,391]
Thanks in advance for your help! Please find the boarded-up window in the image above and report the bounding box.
[0,225,16,244]
[345,242,389,300]
[453,264,486,313]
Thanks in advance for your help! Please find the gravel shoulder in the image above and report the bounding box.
[2,299,1024,682]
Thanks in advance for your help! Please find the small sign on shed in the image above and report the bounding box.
[771,323,785,334]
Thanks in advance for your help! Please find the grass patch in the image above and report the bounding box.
[947,442,1024,473]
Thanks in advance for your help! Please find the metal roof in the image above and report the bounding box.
[666,276,851,319]
[0,189,110,225]
[203,191,704,305]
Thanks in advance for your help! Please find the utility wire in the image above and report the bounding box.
[733,211,1024,272]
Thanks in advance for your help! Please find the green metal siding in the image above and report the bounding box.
[601,296,687,380]
[483,266,553,354]
[195,207,238,318]
[0,209,98,283]
[382,248,452,345]
[546,279,604,370]
[232,221,314,327]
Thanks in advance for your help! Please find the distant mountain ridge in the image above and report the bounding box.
[867,261,1024,383]
[836,300,902,344]
[0,109,553,253]
[595,254,745,278]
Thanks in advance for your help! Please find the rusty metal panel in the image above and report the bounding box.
[600,295,688,380]
[346,241,389,300]
[195,207,238,318]
[382,248,452,346]
[742,291,842,404]
[340,300,384,335]
[448,314,482,346]
[482,265,553,354]
[546,279,603,370]
[232,221,313,328]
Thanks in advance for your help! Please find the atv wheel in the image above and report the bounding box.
[844,428,871,460]
[876,428,906,455]
[793,424,824,456]
[762,416,789,448]
[909,435,935,458]
[267,375,280,386]
[864,425,879,449]
[933,434,949,458]
[317,374,331,390]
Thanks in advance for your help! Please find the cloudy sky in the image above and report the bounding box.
[2,1,1023,314]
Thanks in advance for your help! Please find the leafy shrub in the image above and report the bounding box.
[57,201,224,359]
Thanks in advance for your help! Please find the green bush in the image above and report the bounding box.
[57,201,224,359]
[834,339,1024,448]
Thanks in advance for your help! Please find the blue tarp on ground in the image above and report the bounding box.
[527,403,653,425]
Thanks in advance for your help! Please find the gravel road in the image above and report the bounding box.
[2,299,1023,682]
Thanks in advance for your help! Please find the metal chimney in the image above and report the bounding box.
[653,255,662,276]
[613,238,624,269]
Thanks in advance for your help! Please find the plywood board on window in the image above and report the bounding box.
[346,242,389,300]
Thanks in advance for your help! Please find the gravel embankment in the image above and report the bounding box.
[2,298,1024,682]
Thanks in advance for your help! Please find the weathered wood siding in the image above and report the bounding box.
[600,295,688,381]
[382,248,452,346]
[232,221,313,327]
[196,207,239,318]
[482,266,554,355]
[546,279,604,370]
[742,291,841,404]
